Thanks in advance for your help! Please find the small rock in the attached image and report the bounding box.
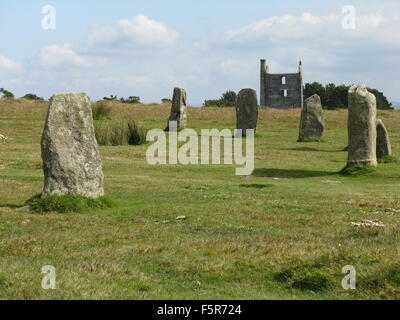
[0,134,8,140]
[351,220,385,228]
[321,180,342,184]
[176,216,187,221]
[0,164,5,170]
[16,205,33,212]
[21,219,31,225]
[384,208,400,213]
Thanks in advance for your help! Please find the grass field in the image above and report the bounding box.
[1,98,400,300]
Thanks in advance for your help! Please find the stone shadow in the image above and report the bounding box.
[284,147,346,153]
[253,168,336,179]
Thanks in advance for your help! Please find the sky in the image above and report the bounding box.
[0,0,399,105]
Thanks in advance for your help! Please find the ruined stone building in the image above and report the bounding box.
[260,59,303,109]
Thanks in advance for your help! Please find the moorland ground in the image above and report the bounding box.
[1,98,400,299]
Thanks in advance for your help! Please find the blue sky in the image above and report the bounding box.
[1,0,399,104]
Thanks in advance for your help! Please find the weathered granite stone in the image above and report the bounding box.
[347,84,377,167]
[376,119,392,159]
[298,94,324,141]
[167,87,187,129]
[235,88,258,134]
[41,93,104,198]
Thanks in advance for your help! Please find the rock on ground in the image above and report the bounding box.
[235,88,258,134]
[347,84,377,167]
[376,119,392,159]
[41,93,104,198]
[298,94,324,141]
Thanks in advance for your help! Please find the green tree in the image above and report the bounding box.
[0,88,15,99]
[203,90,237,107]
[220,90,237,106]
[367,88,393,110]
[303,82,392,110]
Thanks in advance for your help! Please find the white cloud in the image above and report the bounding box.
[220,12,399,46]
[88,15,179,48]
[0,56,24,73]
[39,43,106,68]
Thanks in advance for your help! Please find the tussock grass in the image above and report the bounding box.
[95,119,147,146]
[26,194,115,213]
[92,101,112,120]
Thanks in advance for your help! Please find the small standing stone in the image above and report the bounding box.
[298,94,324,141]
[347,84,377,167]
[41,93,104,198]
[235,88,258,134]
[167,87,187,129]
[376,119,392,159]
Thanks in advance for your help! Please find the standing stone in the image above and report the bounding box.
[298,94,324,141]
[167,87,187,129]
[41,93,104,198]
[347,84,377,167]
[236,88,258,134]
[376,119,392,159]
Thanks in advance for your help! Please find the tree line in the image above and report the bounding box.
[204,83,393,110]
[303,82,393,110]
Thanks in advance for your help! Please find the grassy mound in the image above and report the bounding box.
[274,265,334,292]
[339,165,377,176]
[378,155,397,164]
[26,194,115,213]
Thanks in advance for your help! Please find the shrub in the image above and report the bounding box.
[0,88,14,99]
[203,90,237,107]
[95,119,147,146]
[161,98,171,103]
[21,93,44,101]
[92,102,112,120]
[26,194,114,213]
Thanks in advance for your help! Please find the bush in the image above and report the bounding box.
[26,194,114,213]
[92,102,112,120]
[161,98,171,103]
[21,93,44,101]
[95,119,147,146]
[0,88,14,99]
[203,90,237,107]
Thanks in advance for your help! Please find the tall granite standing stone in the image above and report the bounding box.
[167,87,187,129]
[235,88,258,134]
[41,93,104,198]
[347,84,377,167]
[376,119,392,159]
[298,94,324,141]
